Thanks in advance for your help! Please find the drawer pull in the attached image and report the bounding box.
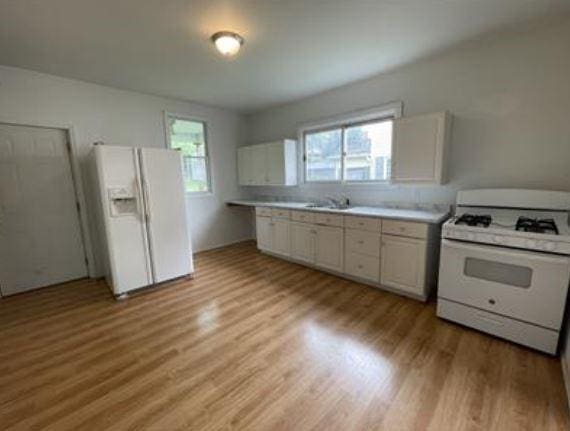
[358,222,364,226]
[357,264,363,269]
[488,298,496,305]
[358,240,364,244]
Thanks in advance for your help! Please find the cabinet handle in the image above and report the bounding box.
[357,265,363,269]
[358,240,364,244]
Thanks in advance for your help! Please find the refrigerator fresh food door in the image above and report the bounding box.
[138,148,193,283]
[94,145,153,294]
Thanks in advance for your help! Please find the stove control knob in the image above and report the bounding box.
[493,235,504,244]
[466,233,475,241]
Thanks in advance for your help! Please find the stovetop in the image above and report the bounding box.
[443,207,570,254]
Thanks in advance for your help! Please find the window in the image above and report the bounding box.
[305,128,342,182]
[303,115,394,183]
[166,115,211,193]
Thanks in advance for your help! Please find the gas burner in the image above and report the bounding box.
[515,217,559,235]
[455,214,492,227]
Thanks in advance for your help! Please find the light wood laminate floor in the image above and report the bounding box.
[1,241,568,430]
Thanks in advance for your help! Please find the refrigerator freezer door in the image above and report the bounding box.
[139,148,193,283]
[94,146,153,294]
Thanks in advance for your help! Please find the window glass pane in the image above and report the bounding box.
[169,118,206,157]
[344,120,392,181]
[168,116,210,193]
[182,157,209,192]
[305,129,342,182]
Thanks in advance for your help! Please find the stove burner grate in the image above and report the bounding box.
[515,217,558,235]
[455,214,492,227]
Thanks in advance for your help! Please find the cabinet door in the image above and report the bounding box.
[237,146,252,185]
[315,225,344,272]
[290,222,316,263]
[391,112,449,184]
[265,142,285,185]
[380,234,426,295]
[272,219,290,256]
[256,216,272,251]
[251,145,267,185]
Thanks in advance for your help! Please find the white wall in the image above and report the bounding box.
[245,17,570,206]
[0,65,252,276]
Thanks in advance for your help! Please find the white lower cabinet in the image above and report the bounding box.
[380,234,426,295]
[315,225,344,272]
[290,222,316,263]
[345,252,380,282]
[256,216,273,251]
[272,219,290,256]
[255,208,437,301]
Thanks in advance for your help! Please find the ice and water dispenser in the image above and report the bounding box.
[108,187,139,216]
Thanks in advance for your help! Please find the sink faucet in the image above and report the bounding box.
[326,195,350,208]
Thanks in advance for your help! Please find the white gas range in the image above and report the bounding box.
[437,189,570,354]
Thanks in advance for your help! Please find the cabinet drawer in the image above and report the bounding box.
[345,251,380,283]
[256,207,272,217]
[271,208,290,219]
[382,220,428,239]
[314,213,343,227]
[291,210,315,224]
[345,229,380,257]
[344,216,381,232]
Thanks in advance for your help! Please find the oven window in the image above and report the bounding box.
[464,258,533,288]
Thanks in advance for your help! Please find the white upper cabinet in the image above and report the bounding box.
[391,111,451,184]
[237,146,253,185]
[238,140,297,186]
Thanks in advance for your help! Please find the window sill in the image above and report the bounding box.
[185,191,214,198]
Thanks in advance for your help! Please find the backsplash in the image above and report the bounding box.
[242,183,457,213]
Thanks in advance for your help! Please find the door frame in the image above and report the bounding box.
[0,119,96,279]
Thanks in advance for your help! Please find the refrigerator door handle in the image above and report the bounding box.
[142,179,152,222]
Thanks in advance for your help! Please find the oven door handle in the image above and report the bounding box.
[441,239,570,265]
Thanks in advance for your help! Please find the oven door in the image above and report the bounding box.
[438,239,570,330]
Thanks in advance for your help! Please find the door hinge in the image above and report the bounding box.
[76,201,81,212]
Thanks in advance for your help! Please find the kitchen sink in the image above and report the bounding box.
[305,203,351,210]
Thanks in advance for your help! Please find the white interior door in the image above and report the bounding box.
[139,148,193,283]
[0,124,87,296]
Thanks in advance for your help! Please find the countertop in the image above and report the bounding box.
[226,200,450,224]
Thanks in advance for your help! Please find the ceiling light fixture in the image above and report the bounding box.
[211,31,244,57]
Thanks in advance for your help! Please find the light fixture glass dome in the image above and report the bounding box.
[211,31,244,57]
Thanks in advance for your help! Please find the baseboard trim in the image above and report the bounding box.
[194,237,255,254]
[259,249,428,303]
[562,353,570,412]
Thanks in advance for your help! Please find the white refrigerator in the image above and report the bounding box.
[89,145,193,297]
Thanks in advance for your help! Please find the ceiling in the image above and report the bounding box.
[1,0,569,113]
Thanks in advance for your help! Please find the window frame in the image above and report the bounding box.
[164,112,213,196]
[299,102,402,185]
